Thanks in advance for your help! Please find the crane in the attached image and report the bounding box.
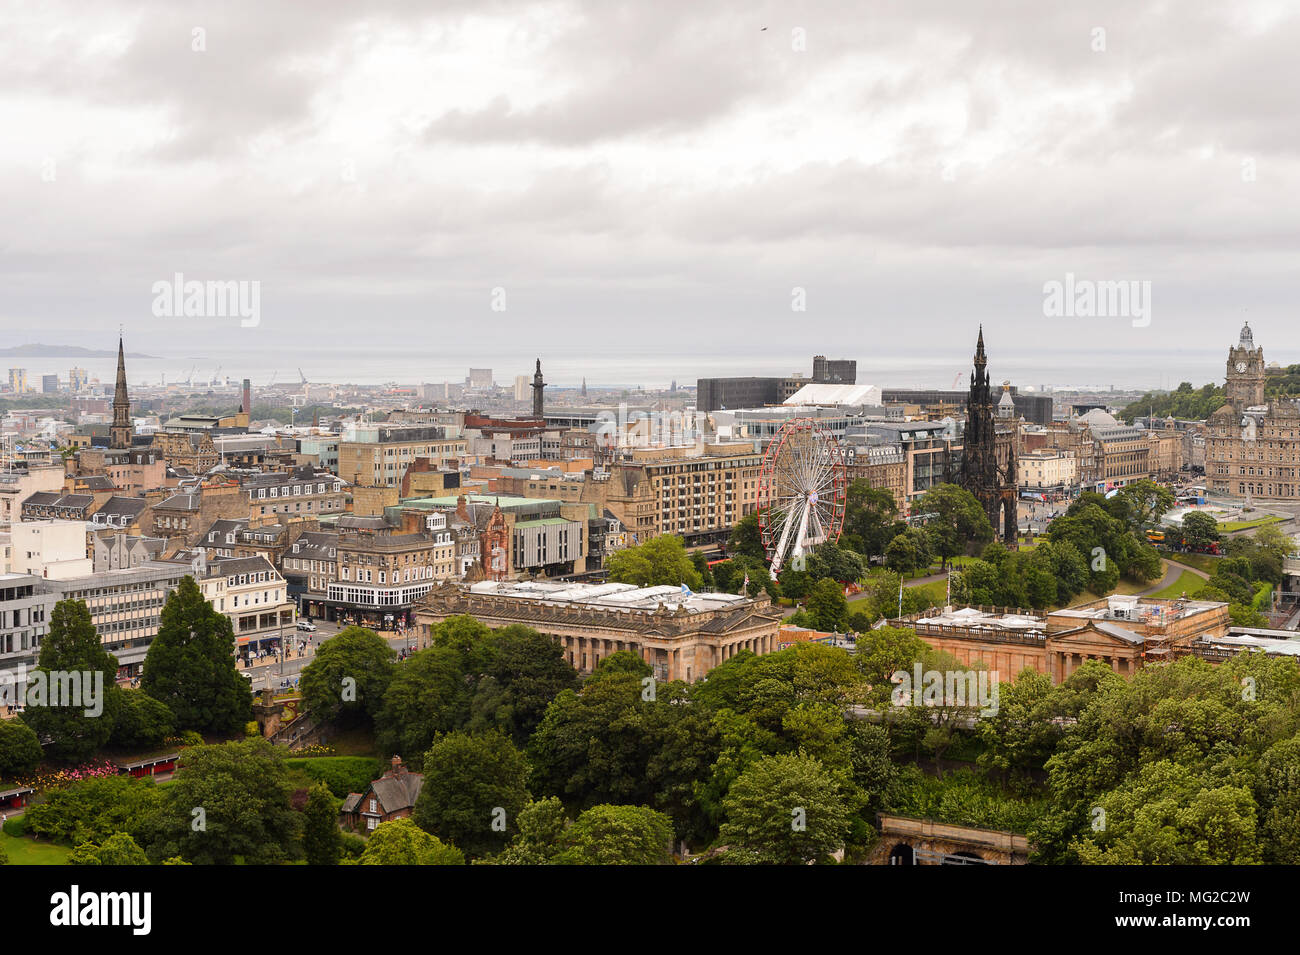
[951,372,964,389]
[298,368,307,385]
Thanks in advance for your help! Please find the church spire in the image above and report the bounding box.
[110,334,133,449]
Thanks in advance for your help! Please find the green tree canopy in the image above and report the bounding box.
[0,718,43,778]
[914,484,994,569]
[718,754,852,864]
[140,739,302,865]
[607,535,703,590]
[300,626,397,724]
[140,575,252,735]
[554,804,674,865]
[413,729,531,859]
[302,781,342,866]
[357,818,465,865]
[20,598,120,761]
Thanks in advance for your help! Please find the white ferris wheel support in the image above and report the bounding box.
[758,419,847,576]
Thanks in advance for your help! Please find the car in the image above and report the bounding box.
[296,621,318,632]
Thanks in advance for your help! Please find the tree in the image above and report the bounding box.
[70,832,149,866]
[19,599,120,762]
[413,730,530,859]
[358,818,465,865]
[728,513,766,561]
[884,527,931,576]
[300,626,396,724]
[374,645,470,766]
[588,649,652,681]
[976,669,1061,779]
[805,578,848,633]
[492,799,675,865]
[1181,511,1221,551]
[555,805,674,865]
[466,624,580,743]
[718,754,852,864]
[804,542,866,584]
[109,690,175,750]
[1073,761,1259,865]
[607,535,703,589]
[528,673,717,840]
[841,479,905,557]
[914,484,993,569]
[494,796,571,864]
[1115,480,1175,530]
[0,718,43,777]
[303,782,342,865]
[26,775,163,846]
[140,740,302,865]
[140,576,252,735]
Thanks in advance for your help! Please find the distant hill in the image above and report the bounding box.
[0,343,160,359]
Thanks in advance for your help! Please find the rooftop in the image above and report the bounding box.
[466,579,751,614]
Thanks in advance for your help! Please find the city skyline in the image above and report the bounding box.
[3,1,1298,364]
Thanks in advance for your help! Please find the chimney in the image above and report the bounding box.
[390,755,403,775]
[242,378,251,415]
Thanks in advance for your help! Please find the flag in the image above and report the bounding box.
[741,573,750,592]
[680,583,693,596]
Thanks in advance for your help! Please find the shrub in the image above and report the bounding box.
[285,756,384,798]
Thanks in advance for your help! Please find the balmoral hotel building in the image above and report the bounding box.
[1207,322,1300,499]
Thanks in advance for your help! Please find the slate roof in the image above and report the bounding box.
[369,772,423,813]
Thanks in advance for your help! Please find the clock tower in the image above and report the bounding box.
[1225,321,1265,411]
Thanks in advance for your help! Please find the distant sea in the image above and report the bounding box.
[7,344,1231,394]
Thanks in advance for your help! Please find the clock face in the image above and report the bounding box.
[1236,361,1247,373]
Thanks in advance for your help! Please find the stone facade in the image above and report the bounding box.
[414,580,783,682]
[1206,322,1300,500]
[868,815,1029,865]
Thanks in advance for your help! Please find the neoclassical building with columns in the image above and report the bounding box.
[414,579,783,682]
[901,594,1231,683]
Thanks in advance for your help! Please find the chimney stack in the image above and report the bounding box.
[242,378,252,415]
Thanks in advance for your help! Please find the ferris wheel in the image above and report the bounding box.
[756,418,848,575]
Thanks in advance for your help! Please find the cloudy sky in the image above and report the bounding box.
[2,0,1297,387]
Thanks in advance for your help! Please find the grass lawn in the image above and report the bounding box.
[1148,570,1205,600]
[1166,552,1220,575]
[1221,515,1285,532]
[908,580,949,605]
[0,831,71,865]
